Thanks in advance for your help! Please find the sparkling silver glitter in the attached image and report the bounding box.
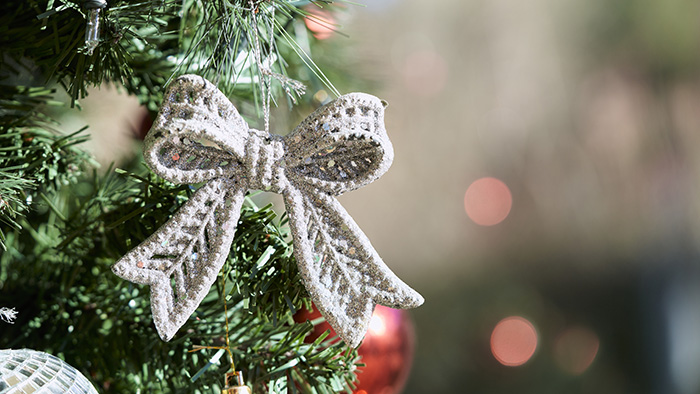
[112,75,424,347]
[0,349,98,393]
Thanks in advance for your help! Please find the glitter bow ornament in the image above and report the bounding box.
[112,75,424,347]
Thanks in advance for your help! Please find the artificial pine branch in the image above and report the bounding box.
[0,0,340,111]
[0,129,92,250]
[1,0,367,392]
[0,157,359,392]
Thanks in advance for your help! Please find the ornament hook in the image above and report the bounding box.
[84,0,107,55]
[222,371,252,394]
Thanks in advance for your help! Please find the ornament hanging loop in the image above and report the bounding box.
[84,0,107,55]
[248,0,305,132]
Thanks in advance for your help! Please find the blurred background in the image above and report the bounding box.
[70,0,700,393]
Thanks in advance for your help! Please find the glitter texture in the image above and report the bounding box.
[112,75,424,347]
[0,349,98,393]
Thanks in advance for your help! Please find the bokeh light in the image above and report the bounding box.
[490,316,538,366]
[304,9,335,40]
[553,327,600,375]
[313,89,330,104]
[464,177,513,226]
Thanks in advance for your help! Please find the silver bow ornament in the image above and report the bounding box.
[112,75,424,347]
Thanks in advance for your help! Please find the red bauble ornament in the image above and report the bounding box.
[131,108,153,141]
[294,305,416,394]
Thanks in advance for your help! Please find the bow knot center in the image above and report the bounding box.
[244,130,286,192]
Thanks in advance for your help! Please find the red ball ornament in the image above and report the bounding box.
[131,107,153,141]
[294,305,416,394]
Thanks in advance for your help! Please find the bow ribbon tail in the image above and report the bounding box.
[112,178,247,341]
[283,186,424,348]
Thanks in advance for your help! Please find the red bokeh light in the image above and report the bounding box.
[490,316,538,366]
[304,9,335,40]
[553,327,600,375]
[464,177,513,226]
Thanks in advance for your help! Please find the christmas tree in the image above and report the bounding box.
[0,1,421,392]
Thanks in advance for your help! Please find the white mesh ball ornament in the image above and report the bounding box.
[112,75,424,348]
[0,349,98,393]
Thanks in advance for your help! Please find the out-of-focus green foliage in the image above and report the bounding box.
[568,0,700,77]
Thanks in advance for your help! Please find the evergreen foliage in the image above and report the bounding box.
[0,0,362,392]
[0,0,339,109]
[0,161,358,392]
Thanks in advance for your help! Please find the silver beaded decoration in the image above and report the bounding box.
[112,75,424,348]
[0,349,98,394]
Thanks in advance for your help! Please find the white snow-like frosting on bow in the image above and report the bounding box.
[112,74,423,347]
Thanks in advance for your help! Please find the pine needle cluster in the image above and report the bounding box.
[0,0,339,109]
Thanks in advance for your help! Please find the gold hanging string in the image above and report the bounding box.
[189,261,235,374]
[222,262,235,372]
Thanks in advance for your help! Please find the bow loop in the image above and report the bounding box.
[283,93,393,196]
[144,75,250,185]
